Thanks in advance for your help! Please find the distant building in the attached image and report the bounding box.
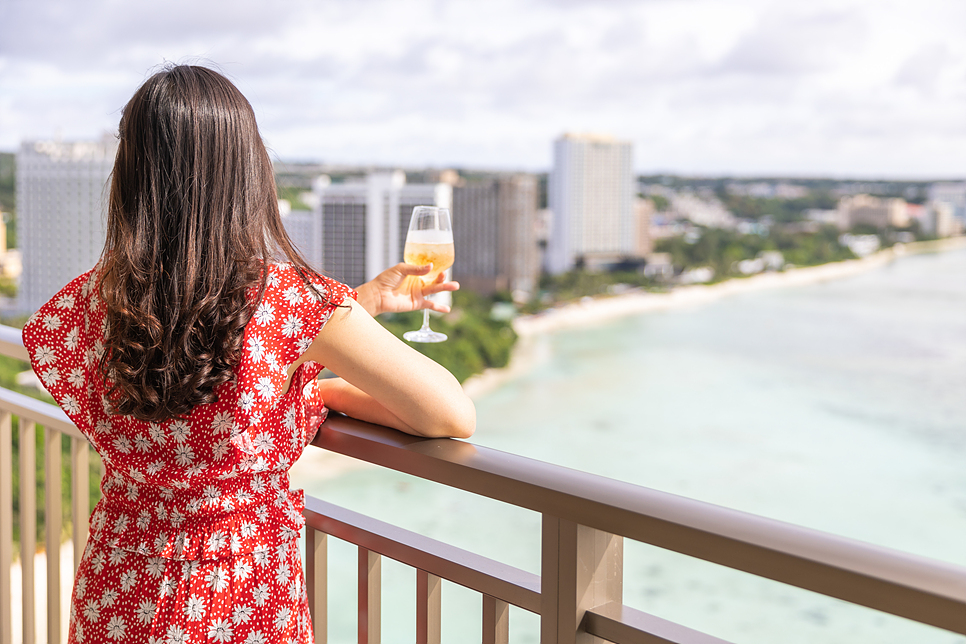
[921,201,958,238]
[289,171,452,287]
[17,136,118,312]
[634,198,654,258]
[928,182,966,223]
[837,194,909,230]
[452,174,540,296]
[547,133,634,273]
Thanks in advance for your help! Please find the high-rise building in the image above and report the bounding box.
[17,136,118,312]
[452,174,540,296]
[547,133,634,274]
[288,171,452,287]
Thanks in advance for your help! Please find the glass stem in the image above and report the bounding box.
[420,309,432,331]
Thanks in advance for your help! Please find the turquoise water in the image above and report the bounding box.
[295,248,966,643]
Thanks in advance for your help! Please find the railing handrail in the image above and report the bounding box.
[310,414,966,635]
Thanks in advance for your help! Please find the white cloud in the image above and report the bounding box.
[1,0,964,177]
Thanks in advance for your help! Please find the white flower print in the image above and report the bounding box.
[274,606,292,631]
[60,393,83,416]
[238,391,255,412]
[264,351,281,373]
[112,436,132,454]
[165,624,188,644]
[185,593,206,621]
[254,301,275,326]
[185,462,207,478]
[207,531,228,554]
[42,314,62,331]
[159,576,177,598]
[283,407,298,431]
[205,565,229,592]
[253,545,271,569]
[105,615,126,640]
[120,568,138,591]
[133,434,151,452]
[83,599,101,622]
[288,577,302,601]
[280,313,303,338]
[34,345,56,366]
[136,600,157,624]
[295,335,313,353]
[230,533,243,553]
[233,559,253,581]
[255,504,269,522]
[137,511,151,530]
[249,411,263,426]
[67,366,84,388]
[55,293,75,309]
[249,477,266,494]
[65,326,80,350]
[252,582,270,606]
[41,367,60,386]
[232,604,254,625]
[245,631,268,644]
[283,285,304,304]
[202,485,220,506]
[174,443,195,467]
[93,340,105,361]
[170,420,190,442]
[75,575,88,599]
[91,551,106,574]
[146,557,165,578]
[247,335,266,362]
[148,423,166,444]
[208,619,234,643]
[240,521,257,538]
[253,376,275,401]
[211,411,233,435]
[252,431,275,453]
[147,460,164,475]
[126,483,139,501]
[212,438,230,461]
[113,514,129,533]
[275,562,291,586]
[101,587,119,607]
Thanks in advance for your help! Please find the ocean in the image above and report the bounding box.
[295,247,966,643]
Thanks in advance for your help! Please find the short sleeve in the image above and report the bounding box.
[232,264,356,437]
[22,270,100,431]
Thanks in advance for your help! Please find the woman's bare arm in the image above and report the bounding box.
[291,298,475,439]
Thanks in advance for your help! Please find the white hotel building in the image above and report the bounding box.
[17,137,118,312]
[547,133,634,274]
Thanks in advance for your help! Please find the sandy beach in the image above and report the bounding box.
[460,236,966,399]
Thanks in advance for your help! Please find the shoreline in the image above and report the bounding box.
[460,236,966,399]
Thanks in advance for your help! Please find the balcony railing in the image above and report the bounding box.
[1,322,966,643]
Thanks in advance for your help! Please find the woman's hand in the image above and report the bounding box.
[355,263,460,317]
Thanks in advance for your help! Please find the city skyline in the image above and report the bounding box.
[2,0,965,179]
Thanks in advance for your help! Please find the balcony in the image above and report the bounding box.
[1,323,965,643]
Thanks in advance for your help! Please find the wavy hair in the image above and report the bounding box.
[99,65,321,422]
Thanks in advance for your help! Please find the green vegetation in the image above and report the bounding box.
[655,226,855,277]
[377,290,517,383]
[0,152,16,248]
[647,194,669,211]
[277,185,312,211]
[715,190,837,223]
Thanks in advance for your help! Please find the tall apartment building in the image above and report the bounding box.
[17,136,118,312]
[452,174,540,296]
[287,171,452,287]
[928,182,966,222]
[547,133,634,274]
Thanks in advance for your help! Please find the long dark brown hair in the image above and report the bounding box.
[99,65,320,422]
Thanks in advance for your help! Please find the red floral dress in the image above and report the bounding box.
[23,263,355,644]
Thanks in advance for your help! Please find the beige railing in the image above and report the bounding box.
[1,323,966,643]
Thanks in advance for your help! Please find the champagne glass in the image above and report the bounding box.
[403,206,454,343]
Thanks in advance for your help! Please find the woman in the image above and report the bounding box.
[23,65,474,644]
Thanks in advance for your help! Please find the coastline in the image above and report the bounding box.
[460,236,966,399]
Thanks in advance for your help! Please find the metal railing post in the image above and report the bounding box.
[541,515,623,644]
[44,427,62,644]
[70,438,88,576]
[306,529,327,644]
[20,421,36,644]
[358,547,381,644]
[482,594,509,644]
[416,569,441,644]
[0,411,12,644]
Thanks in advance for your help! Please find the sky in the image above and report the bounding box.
[1,0,964,178]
